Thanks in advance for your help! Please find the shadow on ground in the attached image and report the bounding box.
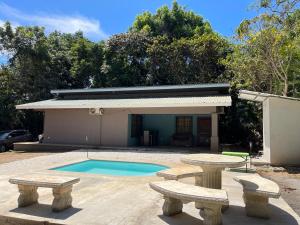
[10,204,81,220]
[158,204,298,225]
[159,212,203,225]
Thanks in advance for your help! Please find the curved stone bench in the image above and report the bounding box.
[234,174,280,219]
[9,174,80,212]
[150,180,228,225]
[156,166,203,186]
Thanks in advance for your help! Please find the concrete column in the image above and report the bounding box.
[210,113,219,152]
[201,166,222,189]
[195,166,222,209]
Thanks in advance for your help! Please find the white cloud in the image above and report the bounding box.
[0,3,109,40]
[0,18,20,28]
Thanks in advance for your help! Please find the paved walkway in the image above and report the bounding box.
[0,149,299,225]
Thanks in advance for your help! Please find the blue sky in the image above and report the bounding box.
[0,0,258,64]
[0,0,258,41]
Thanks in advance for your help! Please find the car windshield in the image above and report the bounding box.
[0,131,9,140]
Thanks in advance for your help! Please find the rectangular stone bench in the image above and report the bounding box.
[156,166,203,186]
[150,180,228,225]
[234,174,280,219]
[9,174,80,212]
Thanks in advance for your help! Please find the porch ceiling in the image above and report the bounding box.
[16,96,231,110]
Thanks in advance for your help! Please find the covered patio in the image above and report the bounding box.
[128,111,220,150]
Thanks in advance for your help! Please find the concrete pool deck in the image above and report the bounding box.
[0,149,299,225]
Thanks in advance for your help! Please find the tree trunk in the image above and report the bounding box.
[283,79,288,96]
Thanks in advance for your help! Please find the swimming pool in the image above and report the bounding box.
[51,160,168,176]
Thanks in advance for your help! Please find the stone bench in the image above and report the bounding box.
[156,166,203,186]
[9,174,80,212]
[234,174,280,219]
[149,180,228,225]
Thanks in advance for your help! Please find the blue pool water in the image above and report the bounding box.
[51,160,168,176]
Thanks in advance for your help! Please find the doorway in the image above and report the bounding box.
[197,117,211,146]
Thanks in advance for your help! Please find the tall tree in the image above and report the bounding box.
[70,32,105,88]
[102,31,152,87]
[131,1,212,39]
[147,33,229,85]
[0,22,105,133]
[226,0,300,96]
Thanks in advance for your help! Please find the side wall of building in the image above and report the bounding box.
[265,97,300,165]
[43,107,218,147]
[43,109,129,146]
[262,99,271,163]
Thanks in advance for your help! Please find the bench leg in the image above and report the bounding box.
[199,203,222,225]
[243,192,270,219]
[17,185,38,207]
[52,185,73,212]
[162,196,183,216]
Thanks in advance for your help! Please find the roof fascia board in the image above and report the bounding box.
[239,90,300,102]
[51,83,230,96]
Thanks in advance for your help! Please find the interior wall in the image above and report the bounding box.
[128,114,211,146]
[143,115,176,145]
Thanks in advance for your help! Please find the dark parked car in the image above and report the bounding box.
[0,130,33,152]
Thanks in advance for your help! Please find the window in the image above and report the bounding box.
[10,131,26,137]
[131,115,143,138]
[176,116,193,134]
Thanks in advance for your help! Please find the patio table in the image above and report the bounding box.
[181,153,246,189]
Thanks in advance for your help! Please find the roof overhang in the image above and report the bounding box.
[239,90,300,102]
[16,96,232,110]
[51,83,230,95]
[238,90,269,102]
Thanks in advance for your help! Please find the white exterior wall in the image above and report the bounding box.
[262,99,271,163]
[263,97,300,165]
[43,107,218,147]
[43,109,129,146]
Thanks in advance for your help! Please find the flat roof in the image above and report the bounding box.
[16,96,231,110]
[51,83,230,95]
[239,90,300,102]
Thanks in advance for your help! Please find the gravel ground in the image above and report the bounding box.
[258,168,300,216]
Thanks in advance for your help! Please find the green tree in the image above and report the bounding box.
[131,1,212,39]
[47,32,74,90]
[0,22,105,133]
[226,0,300,96]
[0,67,16,129]
[102,31,152,86]
[147,33,230,85]
[70,32,105,88]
